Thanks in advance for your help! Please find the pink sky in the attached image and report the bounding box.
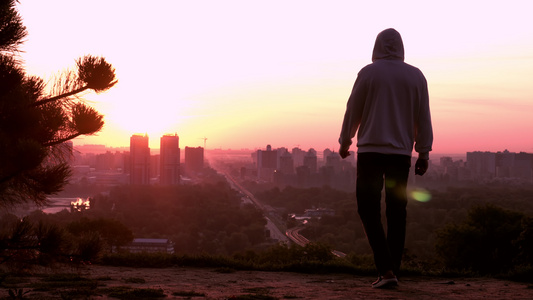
[17,1,533,154]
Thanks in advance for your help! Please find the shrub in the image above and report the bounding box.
[435,204,526,273]
[74,231,104,263]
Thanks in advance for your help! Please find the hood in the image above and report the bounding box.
[372,28,404,62]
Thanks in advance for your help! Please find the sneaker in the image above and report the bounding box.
[372,276,398,289]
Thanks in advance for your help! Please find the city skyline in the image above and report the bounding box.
[74,134,532,162]
[17,1,533,154]
[71,138,532,190]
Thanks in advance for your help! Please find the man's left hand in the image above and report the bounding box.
[415,158,428,176]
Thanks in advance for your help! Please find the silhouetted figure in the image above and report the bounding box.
[338,28,433,288]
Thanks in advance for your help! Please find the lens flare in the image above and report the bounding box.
[385,179,396,188]
[410,188,432,202]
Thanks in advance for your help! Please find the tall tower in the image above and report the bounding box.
[256,144,278,181]
[160,134,180,185]
[184,146,204,173]
[130,134,150,185]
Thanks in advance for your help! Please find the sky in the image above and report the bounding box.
[16,0,533,154]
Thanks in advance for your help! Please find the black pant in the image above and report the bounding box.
[356,153,411,275]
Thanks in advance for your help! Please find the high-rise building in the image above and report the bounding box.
[467,151,496,180]
[279,152,294,174]
[257,145,277,169]
[130,134,150,185]
[160,134,180,185]
[515,152,533,182]
[325,151,342,173]
[257,145,278,181]
[303,149,318,173]
[291,147,305,167]
[497,149,515,178]
[185,146,204,173]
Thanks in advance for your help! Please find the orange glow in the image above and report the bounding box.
[17,1,533,154]
[71,198,90,212]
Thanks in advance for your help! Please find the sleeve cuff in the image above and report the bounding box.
[418,152,429,160]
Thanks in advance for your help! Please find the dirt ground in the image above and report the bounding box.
[2,265,533,299]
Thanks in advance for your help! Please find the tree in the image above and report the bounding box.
[435,204,526,273]
[0,215,73,268]
[67,217,134,252]
[0,0,117,207]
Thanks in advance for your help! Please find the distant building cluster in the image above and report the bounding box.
[436,150,533,184]
[243,146,533,189]
[244,145,357,190]
[70,134,205,186]
[69,137,533,189]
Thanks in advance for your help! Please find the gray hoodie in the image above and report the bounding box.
[339,28,433,159]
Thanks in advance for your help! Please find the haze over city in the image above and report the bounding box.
[17,0,533,154]
[3,2,533,297]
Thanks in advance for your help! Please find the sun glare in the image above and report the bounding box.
[117,112,166,133]
[110,109,182,140]
[18,1,533,153]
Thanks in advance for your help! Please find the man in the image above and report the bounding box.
[338,28,433,288]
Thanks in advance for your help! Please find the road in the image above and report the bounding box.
[220,171,289,243]
[285,225,309,246]
[286,225,346,258]
[214,167,345,256]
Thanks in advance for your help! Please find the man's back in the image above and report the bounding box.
[339,28,432,159]
[354,59,430,156]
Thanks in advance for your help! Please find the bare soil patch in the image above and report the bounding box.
[1,265,532,299]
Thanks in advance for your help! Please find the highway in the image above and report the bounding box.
[285,225,346,258]
[285,225,309,246]
[215,167,345,257]
[220,171,289,243]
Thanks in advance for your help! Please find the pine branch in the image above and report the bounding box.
[31,85,89,107]
[42,132,83,147]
